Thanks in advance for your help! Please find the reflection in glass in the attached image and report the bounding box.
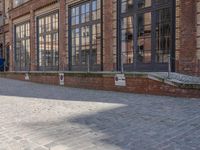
[119,0,173,70]
[137,12,152,63]
[121,16,134,64]
[156,8,171,63]
[15,22,30,71]
[70,0,102,68]
[138,0,151,8]
[121,0,134,13]
[38,13,59,70]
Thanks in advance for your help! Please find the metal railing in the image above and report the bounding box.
[9,52,200,77]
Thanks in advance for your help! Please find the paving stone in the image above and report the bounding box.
[49,145,69,150]
[0,78,200,150]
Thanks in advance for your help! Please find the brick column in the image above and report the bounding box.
[59,0,67,71]
[8,19,13,72]
[103,0,114,71]
[30,9,36,71]
[179,0,197,75]
[196,0,200,76]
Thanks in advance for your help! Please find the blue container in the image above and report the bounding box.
[0,58,5,71]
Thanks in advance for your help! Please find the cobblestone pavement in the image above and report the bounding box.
[0,78,200,150]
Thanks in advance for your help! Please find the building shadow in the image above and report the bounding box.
[1,78,200,149]
[20,98,200,150]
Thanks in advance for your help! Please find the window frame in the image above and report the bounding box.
[117,0,176,72]
[68,0,103,71]
[36,10,59,71]
[14,21,30,71]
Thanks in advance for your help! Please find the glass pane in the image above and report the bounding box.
[15,22,30,71]
[38,12,59,69]
[72,28,80,65]
[70,0,102,68]
[39,36,45,66]
[52,14,58,30]
[137,12,152,63]
[138,0,151,9]
[155,8,171,63]
[81,26,90,65]
[121,0,134,13]
[26,39,30,67]
[121,16,134,64]
[52,33,59,66]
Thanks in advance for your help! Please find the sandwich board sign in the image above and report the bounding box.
[59,73,65,86]
[115,74,126,86]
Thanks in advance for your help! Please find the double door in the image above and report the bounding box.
[119,0,175,72]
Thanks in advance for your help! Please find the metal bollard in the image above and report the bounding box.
[87,53,90,73]
[121,53,124,74]
[168,54,171,79]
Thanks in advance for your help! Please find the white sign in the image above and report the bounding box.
[25,73,30,81]
[115,74,126,86]
[59,73,65,86]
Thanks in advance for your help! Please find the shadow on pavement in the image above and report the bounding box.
[1,78,200,149]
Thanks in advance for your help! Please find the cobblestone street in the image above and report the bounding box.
[0,78,200,150]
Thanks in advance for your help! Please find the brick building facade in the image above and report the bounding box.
[0,0,10,70]
[0,0,199,76]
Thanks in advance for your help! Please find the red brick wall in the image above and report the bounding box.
[30,9,36,71]
[103,0,114,71]
[0,72,199,98]
[59,0,67,71]
[6,0,200,76]
[9,0,59,71]
[178,0,198,75]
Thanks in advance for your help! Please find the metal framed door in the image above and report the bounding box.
[118,0,175,72]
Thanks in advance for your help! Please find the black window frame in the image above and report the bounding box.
[117,0,176,72]
[68,0,103,71]
[36,10,59,71]
[14,21,30,71]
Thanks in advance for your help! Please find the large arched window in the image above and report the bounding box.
[118,0,175,72]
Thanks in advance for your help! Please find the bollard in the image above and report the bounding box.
[121,53,124,73]
[168,54,171,79]
[87,53,90,73]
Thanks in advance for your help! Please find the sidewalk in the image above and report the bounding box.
[0,78,200,150]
